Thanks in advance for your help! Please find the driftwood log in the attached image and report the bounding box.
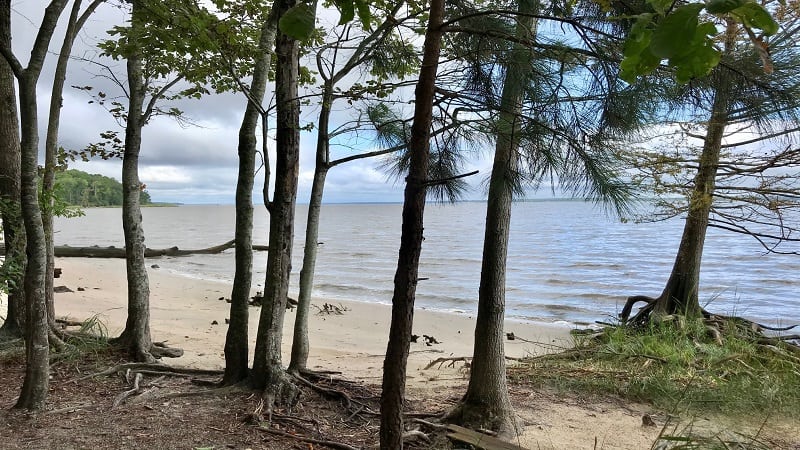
[0,240,268,258]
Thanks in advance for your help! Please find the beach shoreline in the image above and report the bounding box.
[52,257,574,388]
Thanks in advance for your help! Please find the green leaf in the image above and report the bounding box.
[647,0,673,14]
[705,0,748,14]
[354,0,371,28]
[672,42,721,82]
[650,4,705,59]
[336,0,355,25]
[278,3,316,40]
[620,47,661,83]
[732,2,779,35]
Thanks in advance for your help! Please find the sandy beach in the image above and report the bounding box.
[42,256,675,449]
[53,257,572,385]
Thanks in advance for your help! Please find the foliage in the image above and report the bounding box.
[618,0,780,82]
[0,198,23,296]
[53,169,151,207]
[510,319,800,418]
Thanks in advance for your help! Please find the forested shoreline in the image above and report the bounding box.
[53,169,151,207]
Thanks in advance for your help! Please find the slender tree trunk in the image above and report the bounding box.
[251,0,302,405]
[448,0,537,437]
[114,0,153,362]
[43,0,101,345]
[2,0,69,411]
[223,7,279,386]
[289,85,332,373]
[655,25,734,318]
[0,2,24,338]
[15,75,50,410]
[380,1,444,448]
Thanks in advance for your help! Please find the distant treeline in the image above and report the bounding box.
[54,169,151,207]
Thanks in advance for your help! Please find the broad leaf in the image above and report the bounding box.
[279,3,316,40]
[650,4,705,59]
[733,2,780,35]
[354,0,371,28]
[336,0,355,25]
[706,0,748,14]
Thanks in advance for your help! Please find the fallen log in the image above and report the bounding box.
[1,240,268,258]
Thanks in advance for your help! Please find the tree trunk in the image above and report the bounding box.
[289,83,333,373]
[654,25,734,318]
[113,0,153,362]
[3,0,69,411]
[15,74,50,410]
[251,0,302,405]
[379,1,444,448]
[289,165,328,372]
[0,1,24,338]
[223,7,278,386]
[448,0,537,438]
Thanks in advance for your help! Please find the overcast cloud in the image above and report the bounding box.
[6,1,501,205]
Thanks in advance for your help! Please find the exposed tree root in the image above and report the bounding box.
[256,426,360,450]
[75,362,222,381]
[150,342,184,358]
[617,294,800,355]
[113,371,144,408]
[290,372,376,416]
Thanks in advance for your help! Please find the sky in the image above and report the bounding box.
[7,1,498,205]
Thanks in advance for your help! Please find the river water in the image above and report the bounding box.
[54,201,800,327]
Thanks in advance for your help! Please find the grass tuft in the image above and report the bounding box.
[510,318,800,418]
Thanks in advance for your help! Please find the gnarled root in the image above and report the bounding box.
[444,399,520,441]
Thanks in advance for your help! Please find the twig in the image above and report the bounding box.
[424,356,471,370]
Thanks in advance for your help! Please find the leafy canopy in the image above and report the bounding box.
[619,0,779,83]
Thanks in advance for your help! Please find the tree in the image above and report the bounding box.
[223,2,279,386]
[250,0,307,407]
[621,12,800,323]
[445,0,537,435]
[288,0,418,373]
[380,0,445,447]
[0,1,24,339]
[432,0,636,436]
[0,0,70,410]
[42,0,104,346]
[96,0,220,361]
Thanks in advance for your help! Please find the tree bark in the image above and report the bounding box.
[3,0,70,411]
[223,6,278,386]
[380,1,444,448]
[654,24,735,318]
[113,0,153,362]
[289,83,332,373]
[0,1,24,338]
[447,0,536,437]
[251,0,302,405]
